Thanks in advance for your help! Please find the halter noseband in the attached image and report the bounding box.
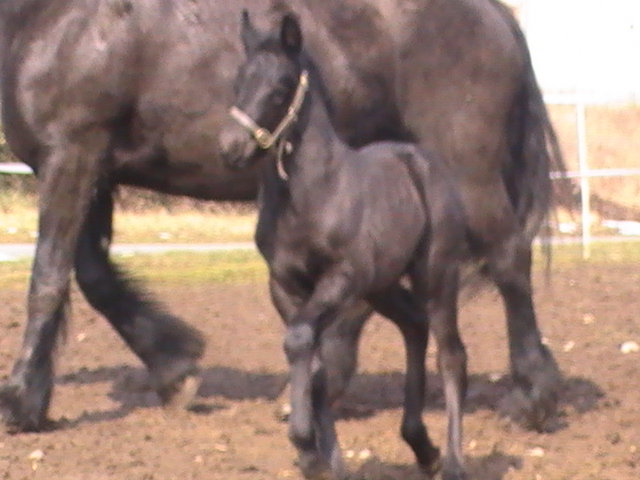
[229,70,309,151]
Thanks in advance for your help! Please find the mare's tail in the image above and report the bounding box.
[496,2,568,242]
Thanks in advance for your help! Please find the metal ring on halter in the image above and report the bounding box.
[254,128,274,149]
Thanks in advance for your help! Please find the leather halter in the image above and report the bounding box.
[229,70,309,151]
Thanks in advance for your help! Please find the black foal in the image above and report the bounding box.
[221,11,472,480]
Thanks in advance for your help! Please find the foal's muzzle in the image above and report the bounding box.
[219,125,259,171]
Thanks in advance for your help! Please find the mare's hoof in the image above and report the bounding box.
[418,446,442,479]
[506,385,559,432]
[507,346,563,432]
[157,371,201,410]
[420,458,442,479]
[0,383,49,433]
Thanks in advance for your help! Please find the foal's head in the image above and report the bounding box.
[220,11,307,171]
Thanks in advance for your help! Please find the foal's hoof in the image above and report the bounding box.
[441,459,468,480]
[275,401,292,422]
[441,468,468,480]
[298,457,345,480]
[0,383,49,433]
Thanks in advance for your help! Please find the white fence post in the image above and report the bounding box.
[575,99,591,259]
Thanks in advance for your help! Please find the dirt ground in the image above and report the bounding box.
[0,262,638,480]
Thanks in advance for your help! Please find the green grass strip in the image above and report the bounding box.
[1,240,639,291]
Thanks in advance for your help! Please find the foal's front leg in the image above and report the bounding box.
[273,272,354,480]
[426,267,467,480]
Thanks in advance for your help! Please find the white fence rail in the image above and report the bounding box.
[0,162,32,175]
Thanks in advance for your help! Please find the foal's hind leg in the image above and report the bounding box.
[368,287,441,477]
[420,263,467,480]
[0,131,107,432]
[320,302,370,407]
[486,234,561,431]
[74,187,205,408]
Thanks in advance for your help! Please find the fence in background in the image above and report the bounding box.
[545,93,640,258]
[3,129,639,260]
[0,162,31,175]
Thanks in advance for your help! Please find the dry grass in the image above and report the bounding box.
[0,249,268,290]
[0,204,257,244]
[0,179,257,244]
[113,207,256,244]
[548,104,640,220]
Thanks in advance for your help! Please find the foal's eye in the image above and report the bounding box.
[232,76,243,96]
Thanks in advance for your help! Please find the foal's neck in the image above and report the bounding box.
[282,77,349,201]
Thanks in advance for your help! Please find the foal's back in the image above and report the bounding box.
[322,140,466,288]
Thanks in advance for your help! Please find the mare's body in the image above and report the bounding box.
[0,0,563,433]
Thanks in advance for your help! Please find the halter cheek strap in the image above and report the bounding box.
[229,70,309,151]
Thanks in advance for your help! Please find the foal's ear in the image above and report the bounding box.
[280,14,302,56]
[241,9,260,53]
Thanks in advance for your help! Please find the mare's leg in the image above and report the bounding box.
[368,287,441,477]
[462,175,560,429]
[273,272,354,480]
[74,187,205,407]
[0,129,108,432]
[486,234,561,431]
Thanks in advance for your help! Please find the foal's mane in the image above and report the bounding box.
[298,54,336,123]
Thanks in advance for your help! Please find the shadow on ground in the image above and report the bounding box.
[55,364,604,434]
[352,449,523,480]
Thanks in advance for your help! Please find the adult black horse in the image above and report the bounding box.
[0,0,565,433]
